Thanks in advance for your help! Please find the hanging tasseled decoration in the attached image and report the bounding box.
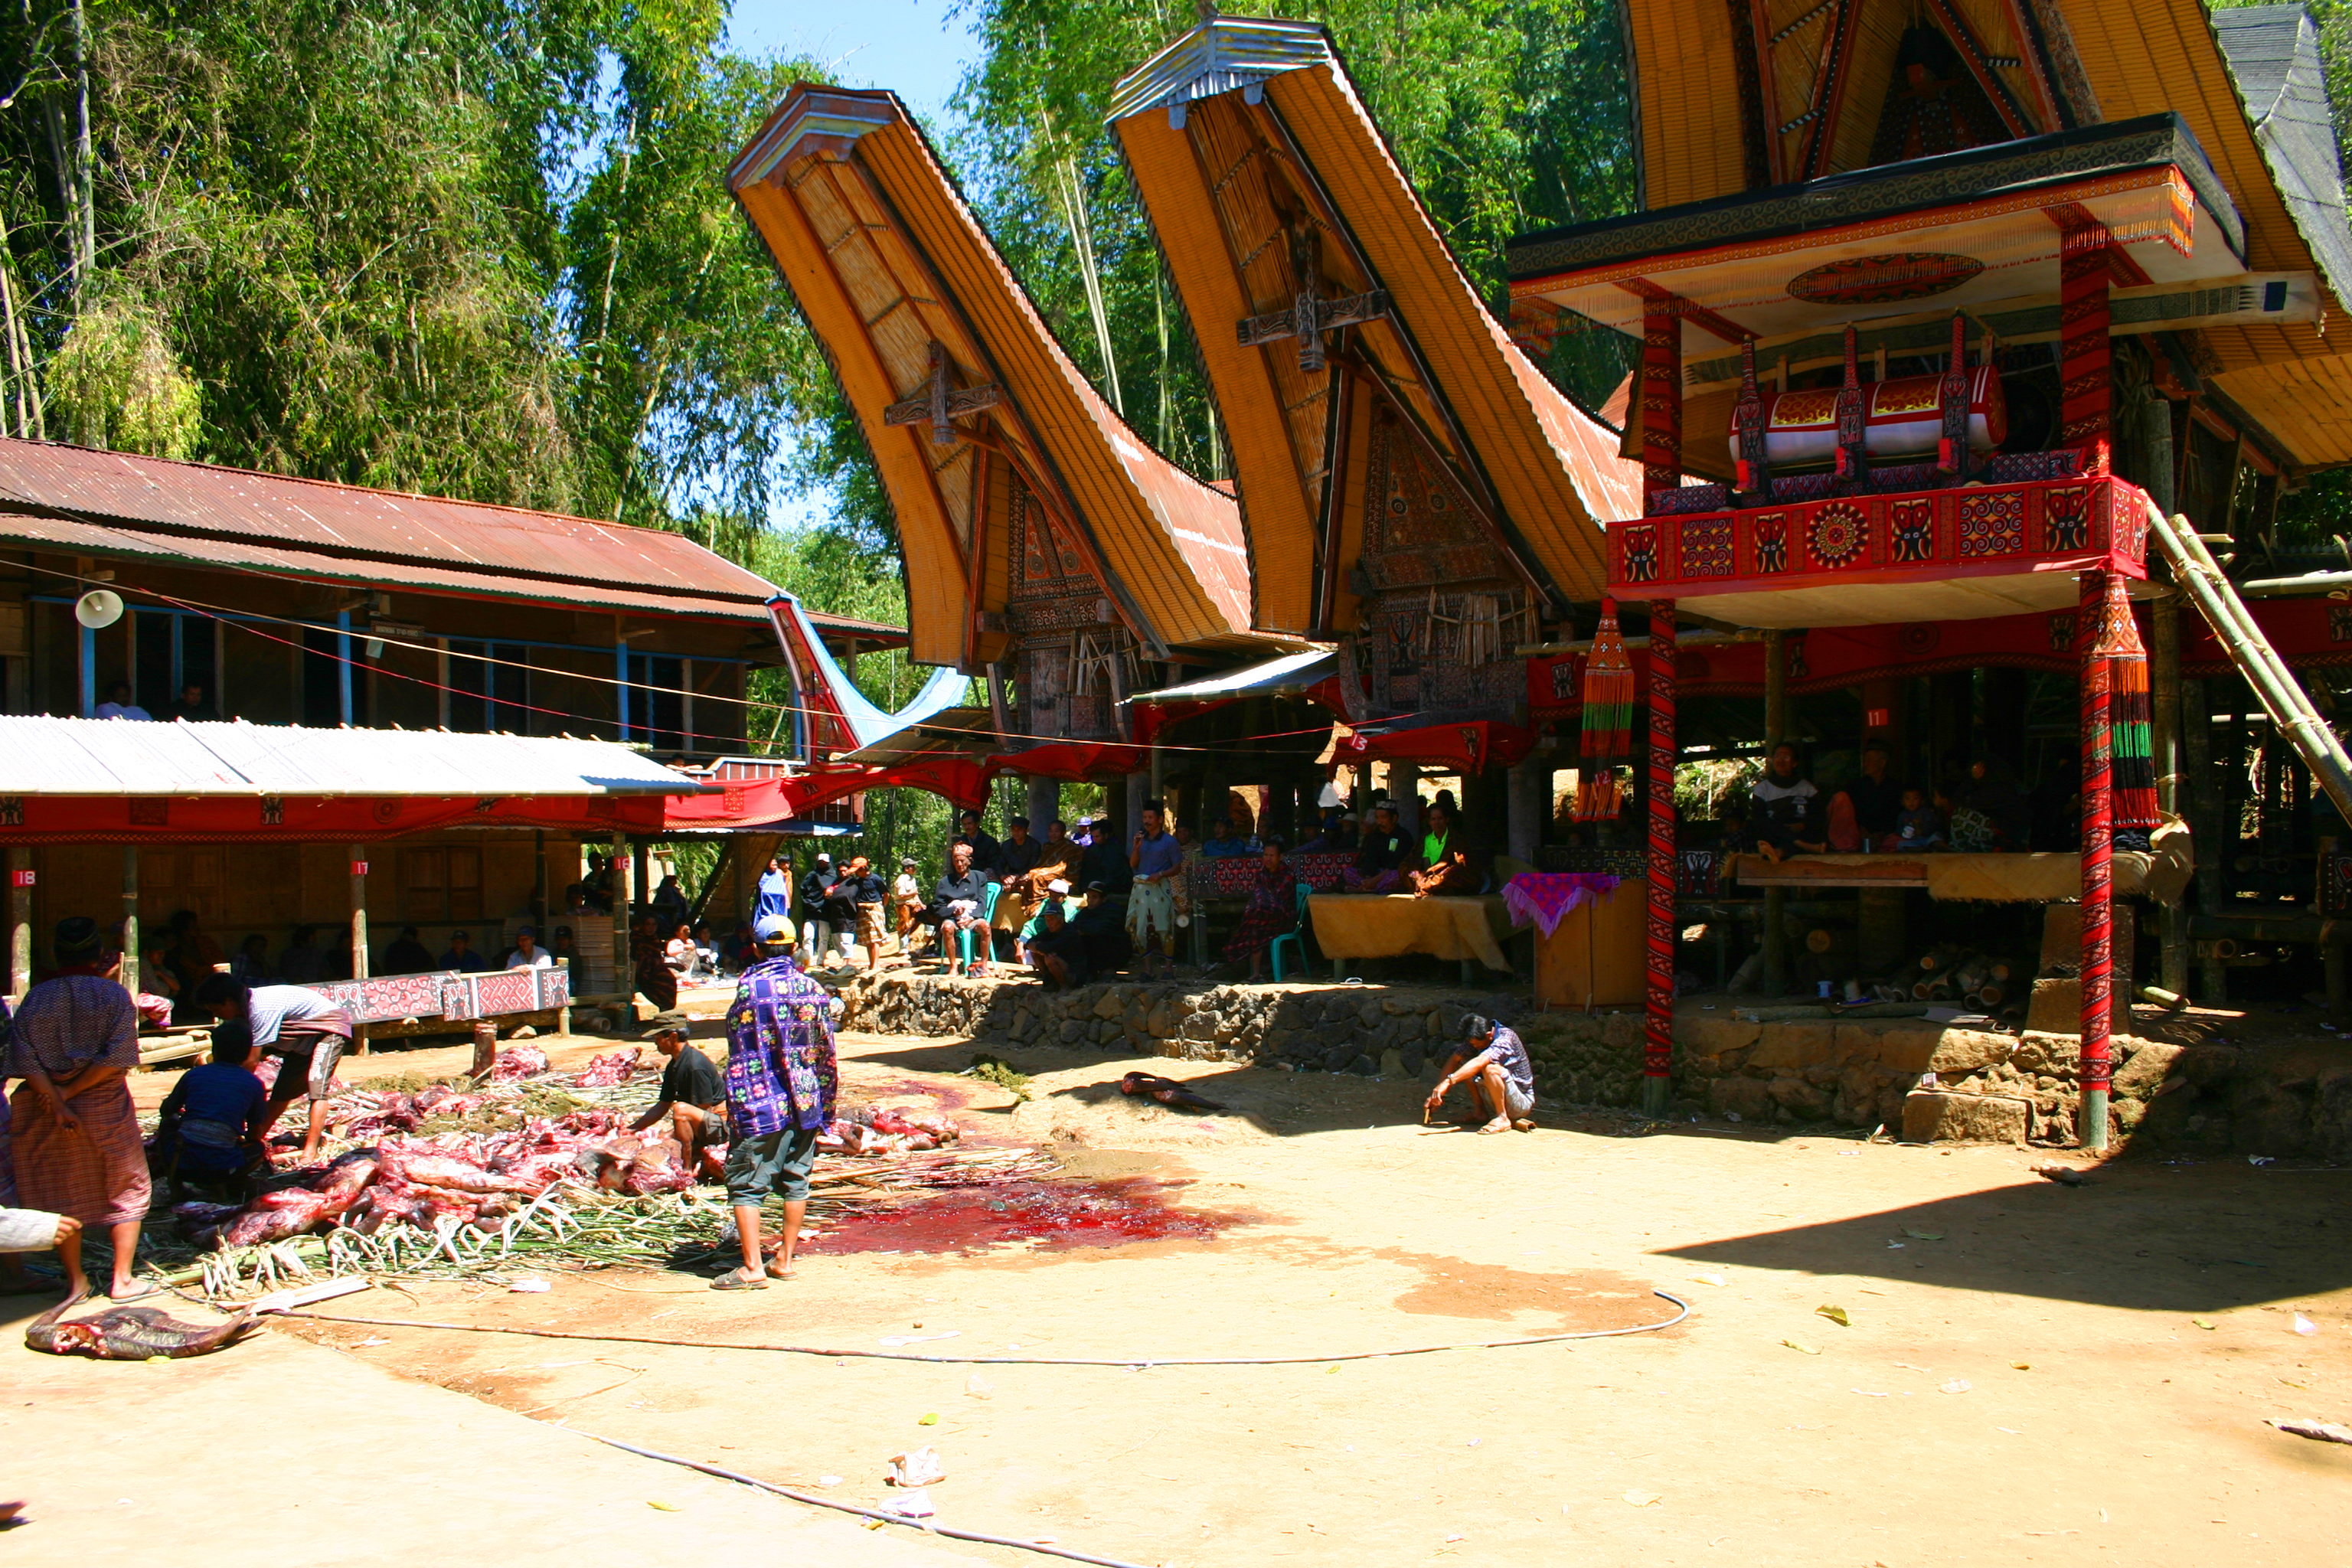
[2092,574,2160,829]
[1575,599,1635,820]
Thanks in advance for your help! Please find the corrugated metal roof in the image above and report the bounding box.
[0,717,702,797]
[1122,648,1338,704]
[0,438,903,642]
[2213,5,2352,310]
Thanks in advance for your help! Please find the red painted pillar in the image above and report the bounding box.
[2078,570,2115,1148]
[2058,223,2113,475]
[1644,599,1677,1116]
[1641,299,1683,513]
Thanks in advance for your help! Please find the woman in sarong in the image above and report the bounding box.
[1222,840,1299,982]
[632,915,679,1012]
[7,916,149,1298]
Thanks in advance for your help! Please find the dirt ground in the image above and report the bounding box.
[18,1018,2352,1566]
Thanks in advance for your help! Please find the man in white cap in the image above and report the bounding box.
[713,914,838,1289]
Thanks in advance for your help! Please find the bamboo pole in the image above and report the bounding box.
[2079,573,2114,1152]
[1645,600,1678,1117]
[2145,498,2352,824]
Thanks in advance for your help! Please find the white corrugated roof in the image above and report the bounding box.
[1121,648,1338,705]
[0,717,703,798]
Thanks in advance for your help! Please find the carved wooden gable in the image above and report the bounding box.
[1007,479,1135,740]
[1353,405,1532,718]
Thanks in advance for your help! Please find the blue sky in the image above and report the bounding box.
[727,0,982,119]
[721,0,984,530]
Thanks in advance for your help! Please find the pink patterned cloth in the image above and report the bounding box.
[1501,873,1624,936]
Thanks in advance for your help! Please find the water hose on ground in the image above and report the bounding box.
[281,1288,1690,1366]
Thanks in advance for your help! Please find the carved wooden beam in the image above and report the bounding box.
[1238,287,1391,373]
[883,341,1003,443]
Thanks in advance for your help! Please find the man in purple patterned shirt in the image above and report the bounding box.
[713,914,839,1290]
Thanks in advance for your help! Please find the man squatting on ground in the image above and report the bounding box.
[1426,1014,1537,1135]
[632,1026,728,1181]
[195,976,356,1165]
[712,914,840,1290]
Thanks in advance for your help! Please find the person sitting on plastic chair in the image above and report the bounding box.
[1221,838,1296,982]
[932,842,993,978]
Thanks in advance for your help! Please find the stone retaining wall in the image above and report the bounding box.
[833,973,2352,1157]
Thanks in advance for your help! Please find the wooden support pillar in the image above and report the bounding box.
[119,846,140,1000]
[1507,760,1543,864]
[1762,629,1788,995]
[8,847,31,1001]
[348,846,371,1054]
[612,835,635,1021]
[1640,298,1684,512]
[2058,223,2115,473]
[2183,677,2226,1002]
[1391,765,1420,835]
[2151,594,2190,995]
[2079,572,2115,1152]
[1024,776,1059,839]
[1644,599,1678,1116]
[531,830,549,927]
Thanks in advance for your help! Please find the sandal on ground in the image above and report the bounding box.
[107,1279,158,1302]
[709,1268,769,1291]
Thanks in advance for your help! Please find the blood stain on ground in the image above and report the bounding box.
[807,1176,1248,1256]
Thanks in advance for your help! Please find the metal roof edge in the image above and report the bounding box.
[1106,15,1333,122]
[727,86,900,191]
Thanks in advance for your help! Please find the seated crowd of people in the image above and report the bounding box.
[1719,740,2090,860]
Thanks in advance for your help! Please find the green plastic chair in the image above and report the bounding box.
[957,881,1004,970]
[1267,880,1315,982]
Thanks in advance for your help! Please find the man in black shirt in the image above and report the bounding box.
[1079,818,1132,893]
[798,854,835,956]
[953,808,1004,880]
[1071,880,1132,974]
[1025,900,1092,989]
[1845,742,1903,847]
[632,1025,727,1178]
[381,924,434,975]
[829,854,888,973]
[1344,802,1410,893]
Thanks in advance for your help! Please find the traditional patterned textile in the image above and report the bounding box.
[5,973,138,1080]
[723,956,838,1139]
[1223,866,1299,962]
[10,1080,149,1227]
[1188,851,1352,899]
[1126,879,1178,952]
[1500,873,1623,936]
[632,930,678,1012]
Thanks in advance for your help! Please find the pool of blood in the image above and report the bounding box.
[806,1177,1241,1256]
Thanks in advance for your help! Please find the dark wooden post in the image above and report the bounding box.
[1640,297,1683,513]
[1761,629,1788,995]
[1645,599,1678,1116]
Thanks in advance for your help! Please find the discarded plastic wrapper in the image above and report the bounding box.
[889,1446,946,1489]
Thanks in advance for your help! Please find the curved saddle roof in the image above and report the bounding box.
[729,87,1266,668]
[1109,18,1642,628]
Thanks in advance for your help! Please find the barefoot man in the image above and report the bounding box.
[712,914,838,1290]
[1424,1014,1537,1135]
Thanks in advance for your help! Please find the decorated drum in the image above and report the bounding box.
[1729,364,2005,470]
